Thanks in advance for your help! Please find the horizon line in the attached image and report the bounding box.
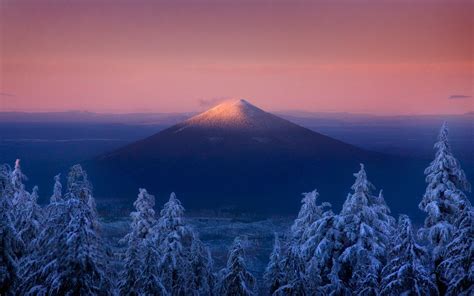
[0,109,472,117]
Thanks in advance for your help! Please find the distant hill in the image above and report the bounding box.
[91,100,425,216]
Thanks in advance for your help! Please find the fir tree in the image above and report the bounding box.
[418,123,471,292]
[49,198,112,295]
[17,165,112,295]
[50,174,62,203]
[119,188,158,296]
[156,192,192,295]
[263,233,285,295]
[10,159,27,194]
[9,160,29,257]
[275,244,307,296]
[381,215,438,296]
[119,238,142,296]
[217,237,256,296]
[136,238,168,296]
[335,164,394,295]
[189,235,215,295]
[419,123,471,256]
[0,168,19,295]
[290,190,329,245]
[438,207,474,296]
[16,185,43,252]
[279,189,330,293]
[302,210,342,294]
[130,188,157,240]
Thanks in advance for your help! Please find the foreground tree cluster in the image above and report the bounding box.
[0,123,472,295]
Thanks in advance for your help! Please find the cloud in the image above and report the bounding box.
[448,94,472,99]
[0,92,16,97]
[198,96,231,108]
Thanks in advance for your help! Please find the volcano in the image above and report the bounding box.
[93,99,399,214]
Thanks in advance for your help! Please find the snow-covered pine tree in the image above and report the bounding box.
[130,188,157,240]
[301,209,343,294]
[189,234,215,295]
[335,164,394,295]
[9,160,43,257]
[380,215,438,296]
[263,233,285,295]
[156,192,193,295]
[274,244,307,296]
[119,188,158,295]
[50,165,111,295]
[419,123,471,251]
[66,164,101,228]
[16,178,71,295]
[0,164,14,203]
[290,190,329,245]
[0,165,19,295]
[418,123,471,292]
[10,159,27,195]
[119,237,142,296]
[50,174,62,203]
[438,207,473,296]
[9,159,29,257]
[44,174,63,220]
[278,189,331,293]
[17,185,43,252]
[321,260,352,296]
[17,165,112,295]
[49,197,112,295]
[217,237,256,296]
[136,237,168,296]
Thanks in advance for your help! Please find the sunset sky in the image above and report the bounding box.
[1,0,472,114]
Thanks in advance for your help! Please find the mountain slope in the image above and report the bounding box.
[93,99,405,214]
[102,99,366,160]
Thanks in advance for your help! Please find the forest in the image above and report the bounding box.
[0,123,472,296]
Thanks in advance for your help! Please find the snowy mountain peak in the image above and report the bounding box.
[182,99,289,130]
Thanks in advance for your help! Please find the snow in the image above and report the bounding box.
[181,99,295,131]
[1,122,472,295]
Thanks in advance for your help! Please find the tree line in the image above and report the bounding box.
[0,123,472,295]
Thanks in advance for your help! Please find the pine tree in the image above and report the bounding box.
[279,189,330,293]
[438,207,473,296]
[263,233,285,295]
[275,244,307,296]
[0,166,19,295]
[17,165,112,295]
[335,164,394,295]
[16,181,71,295]
[217,237,256,296]
[322,260,352,296]
[156,192,193,295]
[119,188,158,295]
[10,159,27,194]
[290,190,329,245]
[301,209,342,294]
[9,160,43,257]
[189,235,215,295]
[9,159,29,257]
[380,215,438,295]
[418,123,471,292]
[17,185,43,252]
[0,164,14,203]
[136,238,168,296]
[130,188,157,240]
[49,198,112,295]
[50,174,62,203]
[119,238,142,296]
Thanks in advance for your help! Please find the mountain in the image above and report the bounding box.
[92,99,420,215]
[101,99,367,160]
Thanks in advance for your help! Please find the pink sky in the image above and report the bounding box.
[1,0,472,114]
